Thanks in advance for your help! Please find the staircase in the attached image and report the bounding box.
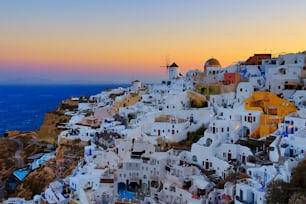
[276,136,284,165]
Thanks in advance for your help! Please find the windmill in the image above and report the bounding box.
[160,55,171,72]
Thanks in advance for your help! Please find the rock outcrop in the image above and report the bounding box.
[36,99,76,144]
[12,139,86,199]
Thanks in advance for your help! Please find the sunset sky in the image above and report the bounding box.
[1,0,306,84]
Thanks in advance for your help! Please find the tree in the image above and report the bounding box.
[266,180,291,204]
[291,159,306,189]
[289,192,306,204]
[267,159,306,203]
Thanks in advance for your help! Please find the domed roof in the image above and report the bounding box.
[204,58,221,69]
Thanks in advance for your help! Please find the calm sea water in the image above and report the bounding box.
[0,84,128,136]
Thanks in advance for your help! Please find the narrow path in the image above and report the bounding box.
[11,138,24,168]
[0,137,24,168]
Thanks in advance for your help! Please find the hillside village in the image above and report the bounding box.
[4,51,306,204]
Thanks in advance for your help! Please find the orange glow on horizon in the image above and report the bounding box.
[1,1,306,83]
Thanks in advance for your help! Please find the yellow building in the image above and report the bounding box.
[112,94,141,113]
[245,92,297,138]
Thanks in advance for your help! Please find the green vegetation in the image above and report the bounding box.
[195,84,221,96]
[172,125,207,148]
[266,180,292,203]
[190,99,208,108]
[266,159,306,203]
[247,155,256,163]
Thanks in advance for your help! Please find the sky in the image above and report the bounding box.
[1,0,306,84]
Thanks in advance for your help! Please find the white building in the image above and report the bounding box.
[236,82,255,104]
[131,80,142,93]
[168,62,180,80]
[234,179,266,204]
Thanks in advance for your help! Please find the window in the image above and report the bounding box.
[192,155,198,162]
[248,116,253,123]
[240,190,243,200]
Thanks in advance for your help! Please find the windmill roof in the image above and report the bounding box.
[169,62,179,67]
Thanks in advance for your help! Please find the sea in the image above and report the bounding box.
[0,84,128,136]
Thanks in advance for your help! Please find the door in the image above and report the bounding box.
[228,152,232,161]
[205,161,209,169]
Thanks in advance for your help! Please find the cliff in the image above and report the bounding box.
[35,99,77,144]
[35,111,70,144]
[0,132,52,199]
[0,98,79,200]
[12,139,86,199]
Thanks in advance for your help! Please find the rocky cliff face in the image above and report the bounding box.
[36,110,70,144]
[36,99,76,144]
[0,132,50,199]
[0,98,80,200]
[0,139,18,182]
[12,139,86,200]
